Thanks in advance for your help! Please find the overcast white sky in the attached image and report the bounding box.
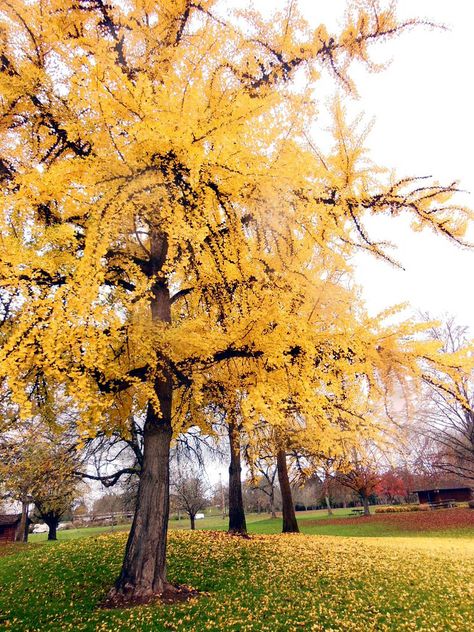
[246,1,474,332]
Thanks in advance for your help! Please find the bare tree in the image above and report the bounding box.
[171,469,209,530]
[311,463,335,515]
[78,412,215,494]
[419,317,474,481]
[250,457,278,518]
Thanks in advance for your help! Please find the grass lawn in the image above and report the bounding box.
[28,507,474,544]
[0,528,473,631]
[29,524,131,544]
[5,509,472,630]
[172,507,474,539]
[28,509,354,543]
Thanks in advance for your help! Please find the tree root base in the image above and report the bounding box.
[101,583,200,609]
[227,529,251,539]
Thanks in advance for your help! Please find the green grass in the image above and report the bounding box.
[28,510,351,544]
[172,507,360,531]
[29,524,130,544]
[28,507,473,544]
[173,508,474,539]
[0,529,473,631]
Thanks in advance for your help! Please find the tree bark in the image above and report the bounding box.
[48,521,58,541]
[39,511,60,541]
[276,448,299,533]
[190,514,195,530]
[227,416,247,534]
[106,230,175,605]
[361,494,371,516]
[15,500,29,543]
[322,473,333,516]
[270,491,277,519]
[108,400,173,604]
[324,494,333,516]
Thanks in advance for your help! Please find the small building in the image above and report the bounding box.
[0,514,22,544]
[413,487,473,505]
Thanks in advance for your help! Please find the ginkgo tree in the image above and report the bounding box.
[0,0,470,605]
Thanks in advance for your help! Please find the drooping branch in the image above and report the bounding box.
[76,467,139,488]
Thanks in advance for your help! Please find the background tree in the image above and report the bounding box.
[375,469,408,505]
[418,318,474,481]
[292,479,318,511]
[171,469,209,531]
[209,478,228,520]
[332,450,382,516]
[32,457,81,541]
[248,458,278,519]
[0,424,82,540]
[319,464,335,516]
[72,501,89,524]
[92,492,131,520]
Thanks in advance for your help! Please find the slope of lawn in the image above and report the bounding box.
[1,529,473,631]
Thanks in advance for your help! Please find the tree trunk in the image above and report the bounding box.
[106,230,175,605]
[190,514,195,530]
[270,491,277,519]
[48,521,58,541]
[276,448,299,533]
[39,511,60,541]
[227,416,247,535]
[361,494,371,516]
[108,401,173,604]
[324,494,333,516]
[15,500,29,543]
[322,474,333,516]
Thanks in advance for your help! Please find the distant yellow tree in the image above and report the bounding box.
[0,423,80,541]
[0,0,470,604]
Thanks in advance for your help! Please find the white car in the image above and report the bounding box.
[32,523,48,533]
[58,522,72,530]
[195,513,205,520]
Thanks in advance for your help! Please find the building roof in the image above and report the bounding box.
[412,487,473,493]
[0,514,21,527]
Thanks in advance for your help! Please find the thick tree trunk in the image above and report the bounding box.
[190,514,195,530]
[40,511,60,541]
[106,229,176,605]
[108,402,173,604]
[361,494,371,516]
[227,416,247,535]
[48,522,58,541]
[276,448,299,533]
[15,500,29,543]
